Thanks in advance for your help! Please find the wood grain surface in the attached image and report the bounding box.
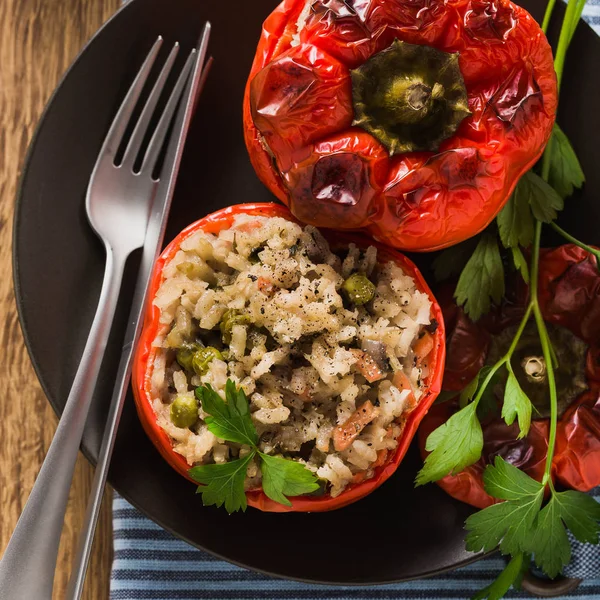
[0,0,120,598]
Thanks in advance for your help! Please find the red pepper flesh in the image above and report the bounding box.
[418,246,600,509]
[243,0,557,251]
[132,203,446,512]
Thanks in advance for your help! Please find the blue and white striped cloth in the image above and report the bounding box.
[111,491,600,599]
[111,4,600,598]
[583,0,600,29]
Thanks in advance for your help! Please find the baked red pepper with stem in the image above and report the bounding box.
[132,203,445,512]
[419,245,600,509]
[243,0,557,251]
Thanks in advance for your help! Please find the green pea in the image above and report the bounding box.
[175,344,202,372]
[342,273,376,305]
[220,309,250,344]
[169,395,199,428]
[192,346,223,376]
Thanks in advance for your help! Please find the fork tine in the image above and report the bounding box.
[120,43,180,170]
[138,50,195,177]
[140,22,212,177]
[99,37,163,160]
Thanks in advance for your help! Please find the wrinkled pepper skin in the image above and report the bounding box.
[132,203,446,512]
[243,0,557,251]
[418,246,600,509]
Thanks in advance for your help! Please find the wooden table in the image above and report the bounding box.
[0,0,120,597]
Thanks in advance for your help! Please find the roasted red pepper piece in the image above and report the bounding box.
[132,203,446,512]
[418,246,600,509]
[243,0,557,251]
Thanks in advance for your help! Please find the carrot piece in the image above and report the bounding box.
[257,276,276,295]
[372,449,388,468]
[392,371,417,406]
[351,471,368,485]
[413,331,434,366]
[350,349,385,383]
[333,400,379,451]
[236,220,262,232]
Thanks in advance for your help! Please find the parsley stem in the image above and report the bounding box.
[530,221,559,485]
[550,221,600,269]
[505,304,534,359]
[568,0,588,45]
[471,303,533,407]
[547,336,560,370]
[541,0,584,182]
[542,0,557,33]
[554,0,581,89]
[472,362,504,407]
[530,224,541,301]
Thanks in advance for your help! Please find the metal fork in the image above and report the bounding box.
[0,27,210,600]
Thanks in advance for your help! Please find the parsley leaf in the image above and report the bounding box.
[548,124,585,200]
[553,490,600,543]
[259,453,320,506]
[191,380,320,512]
[466,458,544,556]
[527,494,571,578]
[416,402,483,486]
[472,553,529,600]
[478,368,503,421]
[510,247,530,283]
[464,458,600,579]
[466,499,539,555]
[455,233,505,321]
[196,380,258,446]
[434,390,459,405]
[496,183,531,283]
[502,370,533,439]
[525,476,600,578]
[189,453,254,513]
[482,456,542,501]
[458,369,482,408]
[497,185,535,249]
[458,366,502,420]
[433,238,478,282]
[523,171,564,223]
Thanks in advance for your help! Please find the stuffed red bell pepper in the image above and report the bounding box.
[243,0,557,251]
[132,203,445,512]
[418,245,600,508]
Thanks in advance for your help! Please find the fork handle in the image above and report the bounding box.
[0,245,127,600]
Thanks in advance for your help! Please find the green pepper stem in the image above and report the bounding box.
[351,40,470,154]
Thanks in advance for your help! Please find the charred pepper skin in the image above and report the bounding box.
[132,204,445,512]
[418,246,600,509]
[243,0,557,251]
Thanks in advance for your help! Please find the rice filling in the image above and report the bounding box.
[150,214,433,497]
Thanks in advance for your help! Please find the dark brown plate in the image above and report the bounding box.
[13,0,600,584]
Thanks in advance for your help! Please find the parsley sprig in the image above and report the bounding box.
[189,380,319,513]
[416,303,534,486]
[419,0,600,596]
